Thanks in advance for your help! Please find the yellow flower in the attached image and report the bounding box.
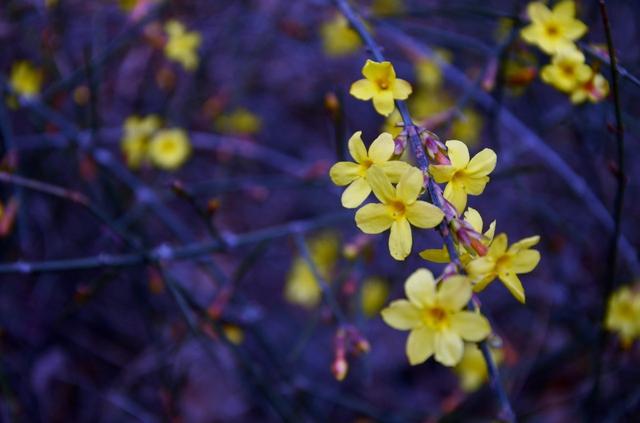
[454,343,504,392]
[360,277,389,317]
[541,46,591,93]
[285,232,340,308]
[520,1,587,54]
[605,285,640,348]
[223,324,245,345]
[118,0,137,11]
[429,140,497,213]
[355,166,444,261]
[466,234,541,304]
[214,108,262,135]
[164,20,202,71]
[570,69,609,104]
[420,207,496,264]
[371,0,404,16]
[148,128,191,170]
[451,109,483,147]
[382,109,404,139]
[329,131,411,208]
[9,61,43,99]
[381,269,491,366]
[320,14,361,57]
[350,60,413,116]
[121,115,162,169]
[415,57,443,90]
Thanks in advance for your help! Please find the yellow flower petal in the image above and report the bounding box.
[407,327,435,365]
[372,90,396,116]
[510,249,540,273]
[466,148,497,176]
[464,207,483,233]
[368,132,395,163]
[509,235,540,252]
[350,79,376,100]
[429,164,456,184]
[443,180,468,213]
[347,131,368,163]
[553,0,575,20]
[498,272,526,303]
[366,166,395,203]
[329,161,360,186]
[405,201,444,228]
[404,268,436,308]
[527,2,551,23]
[341,177,372,208]
[462,175,490,196]
[563,20,587,39]
[419,246,450,263]
[389,218,412,260]
[437,275,472,311]
[381,299,422,330]
[396,167,423,204]
[445,140,470,169]
[489,233,508,257]
[379,160,412,182]
[450,311,491,341]
[362,59,395,81]
[355,202,393,233]
[391,78,412,99]
[434,330,464,366]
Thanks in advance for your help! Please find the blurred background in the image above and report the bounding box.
[0,0,639,421]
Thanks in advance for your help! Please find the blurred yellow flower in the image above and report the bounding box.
[541,46,591,93]
[118,0,137,11]
[360,277,389,317]
[9,61,43,99]
[371,0,404,16]
[381,269,491,366]
[330,131,411,208]
[429,140,497,213]
[467,234,541,304]
[121,115,162,169]
[223,324,245,345]
[454,343,503,392]
[164,20,202,71]
[605,285,640,348]
[355,166,444,261]
[420,207,496,264]
[520,1,587,54]
[451,109,483,147]
[415,58,443,90]
[570,70,609,104]
[148,128,192,170]
[320,14,361,57]
[214,108,262,135]
[350,60,412,116]
[285,232,340,308]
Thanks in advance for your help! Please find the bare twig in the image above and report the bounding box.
[331,1,515,420]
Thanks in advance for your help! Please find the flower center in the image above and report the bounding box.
[560,64,575,76]
[377,80,389,90]
[495,255,511,274]
[423,306,449,330]
[389,200,406,219]
[545,24,560,37]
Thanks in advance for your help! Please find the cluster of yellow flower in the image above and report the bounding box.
[121,115,192,171]
[605,285,640,348]
[327,59,540,373]
[521,0,609,103]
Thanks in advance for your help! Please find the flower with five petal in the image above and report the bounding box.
[355,166,444,261]
[541,46,592,93]
[329,131,411,208]
[381,269,491,366]
[430,140,497,213]
[466,234,541,304]
[520,1,587,54]
[350,60,412,116]
[164,20,202,71]
[605,285,640,348]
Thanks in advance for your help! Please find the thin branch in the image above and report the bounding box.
[331,1,515,421]
[588,0,627,416]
